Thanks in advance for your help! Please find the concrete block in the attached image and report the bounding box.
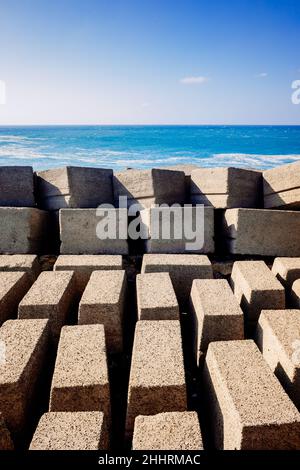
[203,339,300,449]
[141,206,214,254]
[0,254,40,281]
[36,166,113,210]
[191,167,262,208]
[0,319,49,433]
[29,411,108,450]
[141,254,213,306]
[159,164,199,201]
[290,279,300,308]
[0,208,49,254]
[0,272,32,326]
[190,279,244,355]
[263,161,300,209]
[78,270,127,353]
[18,271,76,342]
[125,320,187,439]
[132,411,203,450]
[54,254,123,292]
[272,257,300,288]
[113,168,185,209]
[49,324,110,419]
[59,208,128,255]
[231,261,285,323]
[136,272,179,320]
[256,309,300,409]
[0,413,13,450]
[0,166,34,207]
[222,208,300,256]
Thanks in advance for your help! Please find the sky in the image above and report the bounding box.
[0,0,300,125]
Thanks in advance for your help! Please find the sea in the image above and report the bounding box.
[0,125,300,171]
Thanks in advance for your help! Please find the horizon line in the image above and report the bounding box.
[0,123,300,127]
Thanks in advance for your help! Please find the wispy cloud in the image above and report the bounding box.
[255,72,268,78]
[180,76,209,85]
[141,102,150,108]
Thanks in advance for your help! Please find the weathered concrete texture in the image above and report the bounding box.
[190,279,244,355]
[18,271,76,342]
[132,411,203,450]
[59,208,129,255]
[0,208,49,254]
[54,254,123,292]
[136,273,179,320]
[159,164,199,201]
[0,254,40,281]
[0,319,49,433]
[263,161,300,209]
[0,272,32,325]
[0,166,35,207]
[256,310,300,409]
[290,279,300,308]
[50,325,110,419]
[204,339,300,450]
[113,168,186,209]
[190,167,262,208]
[141,254,213,306]
[222,208,300,256]
[36,166,113,210]
[141,206,214,254]
[125,320,187,439]
[30,411,108,450]
[79,270,127,353]
[272,257,300,288]
[0,413,14,450]
[231,261,285,323]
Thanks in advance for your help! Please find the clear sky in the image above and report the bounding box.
[0,0,299,125]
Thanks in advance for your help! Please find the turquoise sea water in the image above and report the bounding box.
[0,125,300,171]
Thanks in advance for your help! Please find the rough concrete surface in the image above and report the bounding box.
[0,254,40,281]
[0,272,32,325]
[132,411,203,450]
[136,272,179,320]
[0,166,35,207]
[29,411,108,450]
[203,339,300,449]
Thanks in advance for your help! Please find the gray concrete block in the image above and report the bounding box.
[59,209,129,255]
[0,166,34,207]
[125,320,187,439]
[290,279,300,308]
[49,325,110,420]
[141,206,214,254]
[231,261,285,323]
[0,254,40,281]
[0,208,49,254]
[113,168,185,209]
[222,208,300,256]
[263,161,300,209]
[0,319,49,433]
[203,340,300,449]
[256,309,300,409]
[190,279,244,356]
[136,272,179,320]
[132,411,203,450]
[191,167,262,208]
[272,257,300,288]
[18,271,76,342]
[0,272,32,326]
[79,270,127,353]
[54,254,123,292]
[36,166,113,210]
[29,411,108,450]
[141,254,213,306]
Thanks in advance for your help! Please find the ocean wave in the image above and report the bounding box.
[210,153,300,169]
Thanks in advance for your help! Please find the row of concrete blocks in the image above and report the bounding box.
[4,205,300,256]
[3,161,300,210]
[2,255,300,448]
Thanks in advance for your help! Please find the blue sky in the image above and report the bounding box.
[0,0,299,124]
